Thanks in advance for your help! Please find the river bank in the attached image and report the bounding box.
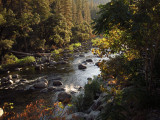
[0,40,107,114]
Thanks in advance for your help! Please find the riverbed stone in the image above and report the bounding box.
[35,65,42,71]
[87,111,100,119]
[86,59,93,62]
[1,77,8,84]
[40,88,48,93]
[34,81,48,89]
[12,74,19,79]
[53,80,63,86]
[48,86,56,91]
[65,112,88,120]
[15,68,22,71]
[0,108,3,117]
[79,54,85,57]
[58,92,71,104]
[55,87,65,92]
[78,64,87,69]
[8,75,12,80]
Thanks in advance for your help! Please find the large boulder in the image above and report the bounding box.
[34,81,48,89]
[58,92,71,104]
[78,64,87,70]
[53,80,63,86]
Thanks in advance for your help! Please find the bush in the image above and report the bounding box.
[72,77,101,112]
[2,54,18,65]
[17,56,36,65]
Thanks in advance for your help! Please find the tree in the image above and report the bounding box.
[93,0,160,94]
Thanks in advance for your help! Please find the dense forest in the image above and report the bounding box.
[0,0,160,120]
[0,0,107,64]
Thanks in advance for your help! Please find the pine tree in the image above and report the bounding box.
[76,0,83,24]
[83,0,91,23]
[72,0,77,24]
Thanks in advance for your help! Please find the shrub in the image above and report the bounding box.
[2,54,18,65]
[72,77,101,112]
[17,56,36,65]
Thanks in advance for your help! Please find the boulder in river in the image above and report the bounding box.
[58,92,71,104]
[78,64,87,70]
[53,80,63,86]
[34,81,48,89]
[86,59,93,62]
[12,74,19,79]
[79,54,85,57]
[48,86,56,91]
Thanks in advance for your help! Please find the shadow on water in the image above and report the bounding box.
[0,50,109,113]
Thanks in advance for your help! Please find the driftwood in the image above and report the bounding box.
[11,51,52,57]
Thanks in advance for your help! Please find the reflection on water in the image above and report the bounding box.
[0,50,109,112]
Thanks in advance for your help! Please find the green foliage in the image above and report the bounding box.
[73,77,101,112]
[52,48,63,54]
[2,54,18,65]
[71,22,92,42]
[16,56,36,65]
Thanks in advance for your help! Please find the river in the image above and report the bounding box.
[0,50,110,113]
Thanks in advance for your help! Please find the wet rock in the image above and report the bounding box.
[1,77,8,84]
[86,59,93,62]
[49,61,57,65]
[95,62,101,66]
[78,64,87,69]
[48,86,56,91]
[55,87,65,92]
[34,81,48,89]
[87,111,100,120]
[12,74,19,79]
[15,68,22,71]
[0,108,3,117]
[35,65,42,71]
[58,92,71,104]
[8,75,12,80]
[79,54,85,57]
[66,112,88,120]
[8,80,14,85]
[58,61,68,64]
[53,80,63,86]
[20,79,27,83]
[40,88,48,93]
[37,78,48,84]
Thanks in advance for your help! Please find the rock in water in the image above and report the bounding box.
[53,80,63,86]
[86,59,93,62]
[58,92,71,104]
[34,82,48,88]
[78,64,87,69]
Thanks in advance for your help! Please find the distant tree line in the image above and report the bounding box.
[0,0,110,63]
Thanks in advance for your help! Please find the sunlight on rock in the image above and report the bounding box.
[65,84,78,93]
[0,108,3,117]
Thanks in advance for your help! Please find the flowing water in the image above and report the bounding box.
[0,50,110,113]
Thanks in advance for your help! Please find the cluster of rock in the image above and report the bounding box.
[58,92,107,120]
